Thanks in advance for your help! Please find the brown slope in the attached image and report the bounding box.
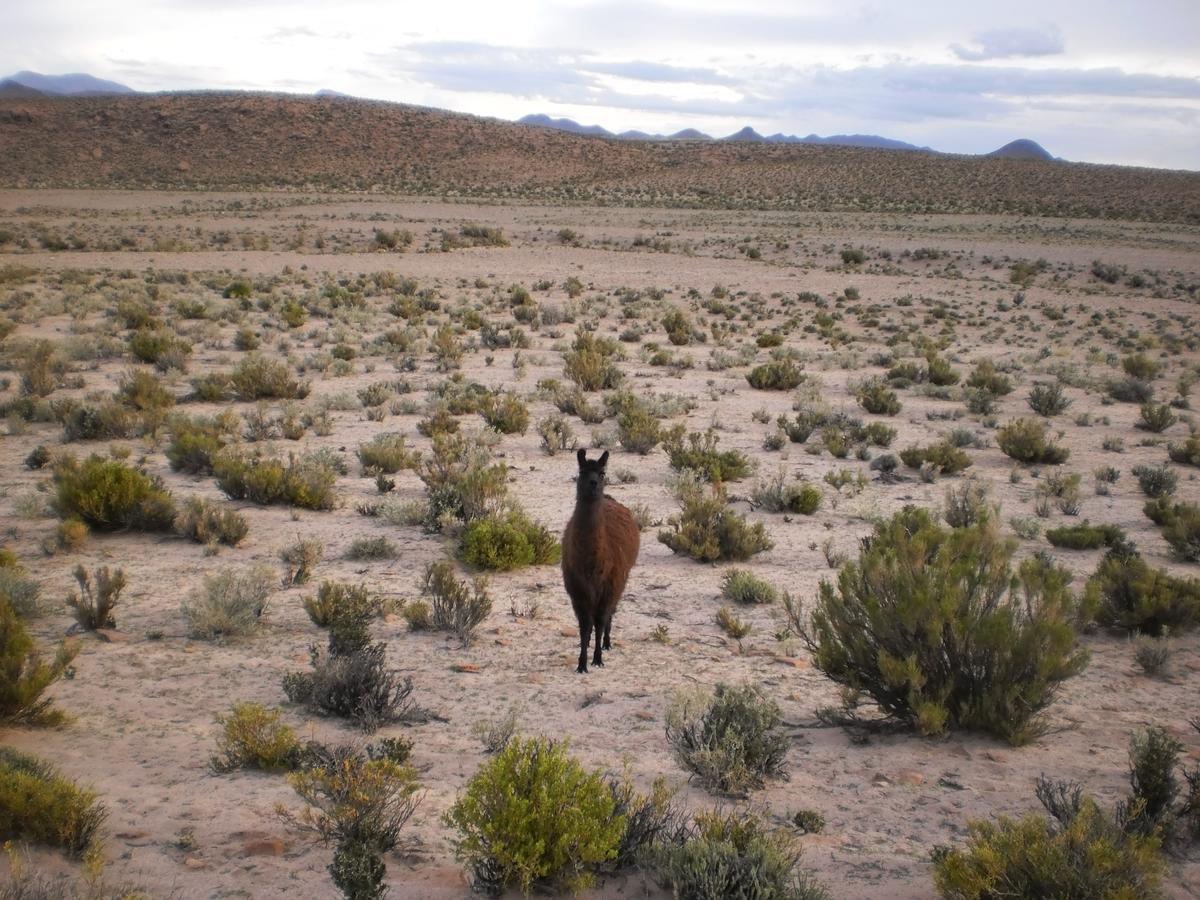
[0,92,1197,222]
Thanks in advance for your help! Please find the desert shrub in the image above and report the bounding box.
[0,748,106,857]
[1131,464,1176,499]
[279,746,421,900]
[932,776,1162,900]
[942,480,991,528]
[280,538,324,586]
[213,451,338,510]
[605,774,687,871]
[1160,502,1200,562]
[996,418,1070,464]
[418,431,508,531]
[60,402,136,443]
[460,509,560,571]
[1086,548,1200,635]
[746,359,803,391]
[665,683,788,795]
[53,455,175,531]
[0,597,77,726]
[1109,377,1155,404]
[657,809,827,900]
[64,566,125,631]
[563,330,622,391]
[1122,352,1161,381]
[481,392,530,435]
[165,416,232,474]
[423,560,493,645]
[926,355,960,387]
[720,569,778,605]
[357,433,418,474]
[899,440,972,475]
[793,507,1087,744]
[750,471,820,514]
[662,308,693,345]
[659,474,772,563]
[963,387,998,415]
[115,368,174,426]
[303,581,382,632]
[616,399,661,455]
[1134,635,1170,677]
[345,537,397,561]
[1046,522,1126,551]
[128,328,191,369]
[965,360,1013,396]
[0,567,42,619]
[1137,402,1177,433]
[283,642,426,732]
[1167,434,1200,467]
[537,414,576,455]
[190,370,232,401]
[1120,726,1183,842]
[1027,382,1071,417]
[854,377,901,415]
[229,354,309,401]
[662,427,752,482]
[210,702,302,773]
[181,566,274,640]
[444,736,624,896]
[174,496,247,547]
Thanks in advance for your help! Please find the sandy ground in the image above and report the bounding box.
[1,191,1198,898]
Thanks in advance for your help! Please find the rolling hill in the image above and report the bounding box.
[0,91,1196,221]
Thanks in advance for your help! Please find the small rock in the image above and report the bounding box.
[894,770,926,787]
[183,856,205,869]
[241,838,286,857]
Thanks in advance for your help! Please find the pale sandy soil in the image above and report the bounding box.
[0,191,1198,899]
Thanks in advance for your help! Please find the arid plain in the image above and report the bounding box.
[1,185,1198,899]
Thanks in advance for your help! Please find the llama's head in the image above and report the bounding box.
[575,449,609,502]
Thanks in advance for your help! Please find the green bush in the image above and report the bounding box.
[1162,502,1200,562]
[0,597,77,726]
[746,358,804,391]
[1131,464,1176,499]
[418,432,509,531]
[662,427,752,482]
[0,567,41,618]
[537,414,576,456]
[899,440,973,475]
[720,569,778,605]
[657,809,827,900]
[303,581,381,628]
[181,566,274,640]
[65,565,126,631]
[210,702,301,773]
[0,748,106,857]
[793,508,1087,744]
[1120,726,1184,842]
[460,509,561,571]
[1085,548,1200,635]
[750,471,820,514]
[166,415,233,474]
[1027,382,1071,417]
[1137,402,1177,433]
[996,418,1070,465]
[283,643,426,732]
[662,308,693,345]
[616,399,661,454]
[1046,522,1126,551]
[345,537,397,561]
[128,328,191,368]
[563,330,622,392]
[665,683,788,795]
[357,433,418,474]
[61,401,137,442]
[174,496,248,546]
[444,737,624,896]
[280,746,421,900]
[1109,377,1155,404]
[965,360,1013,396]
[1167,434,1200,467]
[1122,352,1161,381]
[214,451,338,510]
[228,354,309,401]
[53,455,176,531]
[932,777,1162,900]
[855,378,901,415]
[482,392,530,435]
[659,474,773,563]
[423,560,493,646]
[926,356,960,387]
[190,370,232,401]
[942,480,992,529]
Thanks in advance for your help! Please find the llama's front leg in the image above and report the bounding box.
[602,616,612,651]
[577,619,592,674]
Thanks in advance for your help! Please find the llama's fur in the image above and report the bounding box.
[562,449,640,673]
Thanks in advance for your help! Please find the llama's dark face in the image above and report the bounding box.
[576,449,609,502]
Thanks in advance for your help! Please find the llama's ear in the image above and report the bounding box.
[598,450,609,468]
[577,448,587,466]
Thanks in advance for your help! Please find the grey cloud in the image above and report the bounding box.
[267,26,319,40]
[582,60,735,86]
[951,25,1064,61]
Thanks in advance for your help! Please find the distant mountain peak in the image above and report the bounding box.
[5,71,134,96]
[517,114,613,137]
[723,126,764,142]
[986,139,1054,161]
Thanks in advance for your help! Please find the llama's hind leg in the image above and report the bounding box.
[591,612,605,667]
[577,617,592,674]
[602,614,612,651]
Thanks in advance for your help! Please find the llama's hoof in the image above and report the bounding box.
[576,664,588,674]
[591,658,604,668]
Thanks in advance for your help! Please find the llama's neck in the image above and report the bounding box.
[572,494,604,534]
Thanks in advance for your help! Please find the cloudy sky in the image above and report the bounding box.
[4,0,1199,169]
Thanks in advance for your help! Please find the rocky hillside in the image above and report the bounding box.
[1,92,1197,221]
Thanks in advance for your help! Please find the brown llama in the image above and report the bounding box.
[562,449,640,673]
